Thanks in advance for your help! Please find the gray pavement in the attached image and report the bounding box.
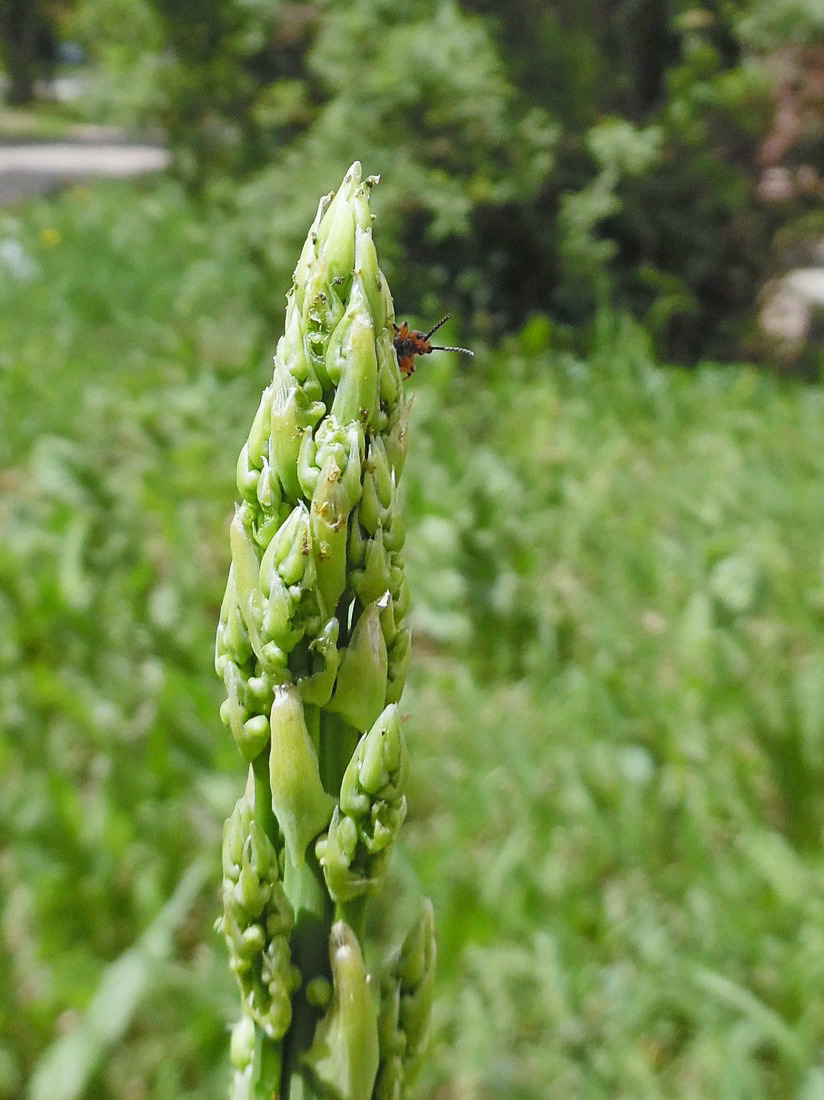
[0,138,170,204]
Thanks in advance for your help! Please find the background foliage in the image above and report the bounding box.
[59,0,824,361]
[2,1,824,1098]
[2,177,824,1100]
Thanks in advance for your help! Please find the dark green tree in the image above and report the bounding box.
[139,0,321,179]
[68,0,824,359]
[0,0,59,106]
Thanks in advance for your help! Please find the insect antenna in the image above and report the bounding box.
[429,344,474,357]
[423,315,451,340]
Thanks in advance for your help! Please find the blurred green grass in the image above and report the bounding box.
[0,98,86,141]
[2,179,824,1099]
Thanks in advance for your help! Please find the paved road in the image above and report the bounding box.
[0,138,170,204]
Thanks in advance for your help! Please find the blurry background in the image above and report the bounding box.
[2,2,824,1098]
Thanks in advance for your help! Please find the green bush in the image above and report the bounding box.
[69,0,824,361]
[0,182,259,1096]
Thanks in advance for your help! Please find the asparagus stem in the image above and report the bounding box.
[252,1027,284,1100]
[251,752,277,843]
[216,163,434,1098]
[282,853,328,1099]
[318,711,359,797]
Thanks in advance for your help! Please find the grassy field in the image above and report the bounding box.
[2,178,824,1100]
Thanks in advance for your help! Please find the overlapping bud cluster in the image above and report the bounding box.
[315,704,409,904]
[215,163,433,1099]
[375,901,437,1099]
[218,775,300,1040]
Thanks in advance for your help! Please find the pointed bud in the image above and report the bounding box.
[315,806,366,903]
[393,572,410,622]
[236,860,268,921]
[358,471,383,537]
[219,663,247,756]
[269,685,335,866]
[354,223,385,330]
[297,424,321,500]
[297,616,341,707]
[310,456,352,614]
[281,298,323,402]
[374,1019,404,1100]
[270,358,325,502]
[383,400,410,483]
[318,706,408,902]
[292,191,332,313]
[328,277,379,427]
[316,163,358,287]
[252,506,284,552]
[302,258,346,393]
[378,594,397,647]
[216,565,250,675]
[303,922,379,1100]
[340,705,408,813]
[246,385,274,471]
[270,503,314,588]
[298,417,363,503]
[259,569,301,655]
[377,330,400,411]
[239,712,271,764]
[229,507,266,662]
[385,627,411,705]
[219,784,300,1043]
[381,480,405,553]
[259,936,301,1038]
[397,899,436,1061]
[358,437,392,534]
[327,600,388,731]
[352,175,374,234]
[221,789,250,880]
[350,525,392,608]
[256,457,282,517]
[230,1015,255,1070]
[339,425,365,509]
[347,505,368,567]
[370,437,393,506]
[236,443,260,505]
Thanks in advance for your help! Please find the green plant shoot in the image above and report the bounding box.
[215,162,435,1100]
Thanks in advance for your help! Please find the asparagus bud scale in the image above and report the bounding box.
[216,163,434,1099]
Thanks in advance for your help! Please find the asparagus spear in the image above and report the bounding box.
[216,163,433,1099]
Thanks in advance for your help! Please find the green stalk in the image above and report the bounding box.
[215,163,435,1099]
[282,853,329,1100]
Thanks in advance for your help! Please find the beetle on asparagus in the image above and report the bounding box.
[392,315,473,377]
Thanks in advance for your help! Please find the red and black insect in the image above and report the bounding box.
[392,315,473,377]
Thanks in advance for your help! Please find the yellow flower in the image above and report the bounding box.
[40,227,61,249]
